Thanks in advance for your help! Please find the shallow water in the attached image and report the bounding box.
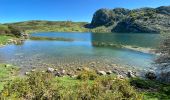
[0,32,161,71]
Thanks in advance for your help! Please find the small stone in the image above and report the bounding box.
[127,70,136,78]
[112,70,118,74]
[97,71,106,75]
[106,70,112,75]
[71,75,78,78]
[55,72,62,77]
[60,70,66,75]
[31,69,36,72]
[67,73,73,77]
[117,75,124,79]
[47,67,55,73]
[76,68,81,71]
[25,72,30,75]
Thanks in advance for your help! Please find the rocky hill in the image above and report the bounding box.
[90,6,170,33]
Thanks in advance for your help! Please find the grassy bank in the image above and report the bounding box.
[0,35,13,45]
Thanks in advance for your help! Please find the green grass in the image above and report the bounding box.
[0,35,13,45]
[54,76,94,88]
[0,64,19,91]
[130,78,170,100]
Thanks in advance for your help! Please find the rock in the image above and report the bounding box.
[82,67,90,71]
[159,71,170,83]
[55,72,62,77]
[112,70,118,74]
[97,71,106,75]
[127,70,136,78]
[76,67,81,71]
[71,75,78,78]
[67,73,73,77]
[145,71,157,80]
[90,6,170,33]
[31,69,36,72]
[117,75,124,79]
[106,70,112,75]
[54,69,58,71]
[47,67,55,73]
[60,69,66,75]
[25,72,30,75]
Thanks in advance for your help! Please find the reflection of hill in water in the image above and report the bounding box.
[91,33,161,48]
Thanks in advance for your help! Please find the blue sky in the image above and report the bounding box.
[0,0,169,23]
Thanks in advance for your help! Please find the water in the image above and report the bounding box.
[0,32,161,71]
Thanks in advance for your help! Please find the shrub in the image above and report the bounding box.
[1,71,142,100]
[77,68,98,80]
[74,76,142,100]
[0,72,61,100]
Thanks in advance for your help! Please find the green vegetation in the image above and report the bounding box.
[130,78,170,100]
[0,64,19,91]
[0,24,23,45]
[0,67,170,99]
[6,20,90,33]
[0,71,142,100]
[0,35,13,45]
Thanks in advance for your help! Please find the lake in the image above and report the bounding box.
[0,32,161,72]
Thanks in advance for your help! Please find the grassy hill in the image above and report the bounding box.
[6,20,90,33]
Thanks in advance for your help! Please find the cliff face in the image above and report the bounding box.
[90,6,170,33]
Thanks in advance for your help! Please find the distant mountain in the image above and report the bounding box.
[90,6,170,33]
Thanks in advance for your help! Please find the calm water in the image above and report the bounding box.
[0,32,161,71]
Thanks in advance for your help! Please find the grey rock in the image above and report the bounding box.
[106,70,112,75]
[90,6,170,33]
[97,71,106,75]
[127,70,136,78]
[47,67,55,73]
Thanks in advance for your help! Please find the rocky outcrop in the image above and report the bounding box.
[90,6,170,33]
[91,8,130,27]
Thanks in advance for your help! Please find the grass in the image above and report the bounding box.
[0,35,14,45]
[130,78,170,100]
[0,64,19,91]
[0,65,170,99]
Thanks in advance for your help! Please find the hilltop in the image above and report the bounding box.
[90,6,170,33]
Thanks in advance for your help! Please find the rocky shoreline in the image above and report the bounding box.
[25,66,140,79]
